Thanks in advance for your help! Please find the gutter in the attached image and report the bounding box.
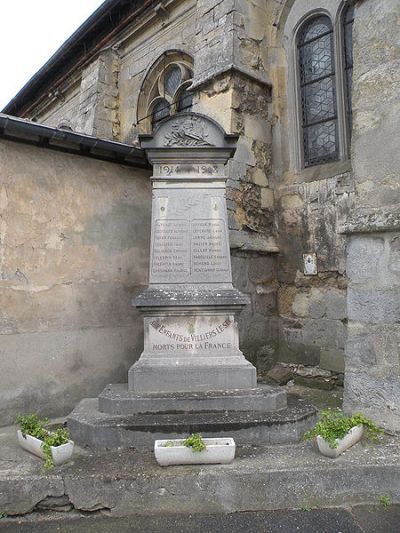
[0,114,150,170]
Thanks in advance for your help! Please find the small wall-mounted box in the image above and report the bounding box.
[303,253,317,275]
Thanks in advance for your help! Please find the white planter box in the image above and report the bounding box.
[316,425,364,458]
[154,437,236,466]
[17,430,74,466]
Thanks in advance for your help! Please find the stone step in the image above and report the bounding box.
[67,394,317,450]
[2,421,400,517]
[98,383,288,414]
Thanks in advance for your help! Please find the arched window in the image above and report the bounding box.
[137,52,193,133]
[297,15,338,167]
[342,4,354,145]
[286,2,355,170]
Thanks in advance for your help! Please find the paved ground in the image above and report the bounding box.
[1,505,400,532]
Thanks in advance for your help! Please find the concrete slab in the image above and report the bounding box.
[1,422,400,518]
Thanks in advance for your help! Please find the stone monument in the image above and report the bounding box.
[68,114,316,450]
[129,113,256,393]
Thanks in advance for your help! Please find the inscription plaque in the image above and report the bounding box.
[150,190,231,284]
[192,219,230,276]
[151,220,190,276]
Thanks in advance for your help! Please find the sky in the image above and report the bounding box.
[0,0,106,111]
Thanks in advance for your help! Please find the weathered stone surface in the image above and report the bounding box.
[68,395,316,450]
[344,371,400,432]
[0,139,151,426]
[2,423,400,518]
[36,495,73,512]
[320,349,345,373]
[303,319,346,351]
[266,363,293,385]
[348,288,400,324]
[98,383,287,414]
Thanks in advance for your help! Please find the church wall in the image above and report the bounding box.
[264,0,353,383]
[0,139,151,425]
[342,0,400,431]
[32,80,81,131]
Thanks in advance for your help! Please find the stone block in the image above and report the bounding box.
[98,383,287,415]
[254,289,277,316]
[348,288,400,324]
[303,319,346,350]
[234,137,256,166]
[344,370,400,433]
[291,292,309,318]
[261,188,274,208]
[267,363,293,385]
[248,255,275,284]
[347,236,385,283]
[320,348,345,373]
[67,396,317,450]
[250,167,269,187]
[309,298,326,319]
[325,291,346,320]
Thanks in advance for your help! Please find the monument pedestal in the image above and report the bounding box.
[68,114,316,450]
[128,289,256,392]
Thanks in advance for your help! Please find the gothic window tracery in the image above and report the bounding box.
[137,53,194,133]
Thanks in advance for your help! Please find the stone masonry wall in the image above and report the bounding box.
[191,0,280,371]
[0,139,151,426]
[342,0,400,431]
[275,173,351,375]
[265,0,354,380]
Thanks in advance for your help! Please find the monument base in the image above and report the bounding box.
[99,383,286,414]
[67,383,317,451]
[129,301,257,393]
[128,357,256,392]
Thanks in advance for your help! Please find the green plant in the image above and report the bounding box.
[16,414,70,470]
[300,506,311,512]
[183,433,206,453]
[0,512,7,519]
[41,427,70,470]
[163,440,175,447]
[379,495,391,508]
[15,414,48,440]
[303,408,384,449]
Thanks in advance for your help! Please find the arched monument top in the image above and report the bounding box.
[139,113,238,151]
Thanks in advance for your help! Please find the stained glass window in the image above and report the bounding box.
[177,87,193,112]
[298,15,338,167]
[152,98,170,126]
[164,66,182,97]
[149,65,193,128]
[343,5,354,144]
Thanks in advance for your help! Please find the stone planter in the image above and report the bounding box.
[154,437,236,466]
[316,425,364,458]
[17,430,74,466]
